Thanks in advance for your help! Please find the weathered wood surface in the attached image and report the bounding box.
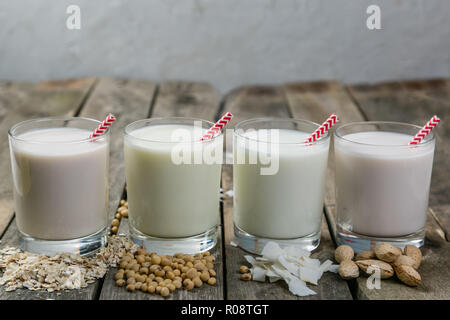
[78,78,157,222]
[0,79,96,237]
[346,80,450,300]
[221,84,352,300]
[100,82,225,300]
[0,78,449,300]
[0,78,156,300]
[431,205,450,242]
[0,78,97,300]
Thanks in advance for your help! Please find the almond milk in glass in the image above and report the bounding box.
[334,121,435,252]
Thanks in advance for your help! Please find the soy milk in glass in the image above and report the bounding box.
[124,118,223,254]
[233,118,330,254]
[334,122,435,252]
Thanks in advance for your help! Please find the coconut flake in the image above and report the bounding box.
[278,254,300,276]
[283,246,310,259]
[328,264,339,273]
[244,255,257,266]
[299,266,321,285]
[318,259,339,276]
[230,241,238,247]
[261,242,283,260]
[266,267,282,282]
[288,277,317,296]
[255,257,270,262]
[300,256,321,269]
[241,241,339,297]
[224,190,234,198]
[250,266,266,282]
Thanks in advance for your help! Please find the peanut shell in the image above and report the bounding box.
[392,255,416,269]
[375,243,402,263]
[334,245,354,263]
[395,265,421,286]
[404,245,422,269]
[338,260,359,280]
[355,259,394,279]
[355,250,376,261]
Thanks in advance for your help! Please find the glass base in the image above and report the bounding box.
[19,227,108,257]
[234,224,320,255]
[336,225,425,253]
[129,224,219,255]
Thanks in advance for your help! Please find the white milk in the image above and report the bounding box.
[233,129,330,239]
[10,128,109,240]
[124,124,222,238]
[335,131,435,237]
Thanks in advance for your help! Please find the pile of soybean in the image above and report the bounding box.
[114,248,217,297]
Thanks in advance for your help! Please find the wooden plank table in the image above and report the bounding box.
[0,78,448,300]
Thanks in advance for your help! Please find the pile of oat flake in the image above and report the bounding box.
[0,235,139,292]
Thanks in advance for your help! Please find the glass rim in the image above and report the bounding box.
[233,117,330,145]
[8,117,109,144]
[334,121,436,147]
[124,117,223,144]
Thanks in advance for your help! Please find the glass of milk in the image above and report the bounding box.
[124,118,223,254]
[8,117,110,256]
[233,118,330,254]
[334,121,435,252]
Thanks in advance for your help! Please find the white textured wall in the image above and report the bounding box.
[0,0,449,93]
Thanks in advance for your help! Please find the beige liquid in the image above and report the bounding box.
[233,129,330,239]
[124,124,222,238]
[335,131,435,237]
[10,128,109,240]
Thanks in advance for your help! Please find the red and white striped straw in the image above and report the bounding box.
[409,115,440,145]
[200,112,233,141]
[89,113,116,139]
[304,113,339,143]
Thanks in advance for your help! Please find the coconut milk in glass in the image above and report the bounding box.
[8,118,109,256]
[334,122,435,252]
[233,118,330,254]
[124,118,223,254]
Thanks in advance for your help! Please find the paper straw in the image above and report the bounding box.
[89,113,116,139]
[200,112,233,141]
[409,115,440,145]
[304,113,339,143]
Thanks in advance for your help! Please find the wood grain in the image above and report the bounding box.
[0,78,96,237]
[100,81,224,300]
[430,205,450,242]
[1,78,448,300]
[221,84,352,299]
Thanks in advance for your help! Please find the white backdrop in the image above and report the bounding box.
[0,0,449,93]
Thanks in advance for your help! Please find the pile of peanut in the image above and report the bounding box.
[335,243,422,287]
[114,247,217,297]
